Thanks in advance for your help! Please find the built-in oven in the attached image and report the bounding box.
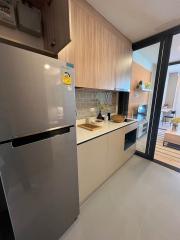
[124,129,137,150]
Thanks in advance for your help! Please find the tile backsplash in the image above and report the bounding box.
[76,88,117,119]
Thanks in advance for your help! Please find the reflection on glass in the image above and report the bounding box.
[154,58,180,167]
[128,43,160,153]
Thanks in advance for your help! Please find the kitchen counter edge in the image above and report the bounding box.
[76,120,138,145]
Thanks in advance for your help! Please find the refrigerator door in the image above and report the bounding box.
[0,42,76,142]
[0,126,79,240]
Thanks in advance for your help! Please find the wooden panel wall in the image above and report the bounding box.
[128,62,152,115]
[59,0,132,90]
[165,73,178,107]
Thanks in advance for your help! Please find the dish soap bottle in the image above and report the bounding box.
[97,110,104,120]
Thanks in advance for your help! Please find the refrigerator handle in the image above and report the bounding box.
[11,125,74,148]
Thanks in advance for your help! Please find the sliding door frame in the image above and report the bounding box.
[132,25,180,170]
[169,60,180,66]
[146,36,172,159]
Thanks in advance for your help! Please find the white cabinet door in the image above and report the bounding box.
[77,135,108,203]
[106,129,125,177]
[77,122,137,204]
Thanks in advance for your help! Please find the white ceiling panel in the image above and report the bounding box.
[87,0,180,42]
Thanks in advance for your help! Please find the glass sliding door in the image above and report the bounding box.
[129,43,160,154]
[154,33,180,169]
[131,35,173,160]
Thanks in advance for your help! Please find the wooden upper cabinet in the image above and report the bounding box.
[0,0,70,56]
[59,0,132,90]
[94,24,117,90]
[115,38,132,92]
[73,3,96,88]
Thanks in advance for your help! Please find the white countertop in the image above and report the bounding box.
[76,119,137,145]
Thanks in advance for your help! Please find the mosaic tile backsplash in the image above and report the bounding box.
[76,88,117,119]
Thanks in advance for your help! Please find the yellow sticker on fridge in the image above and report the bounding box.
[62,72,72,85]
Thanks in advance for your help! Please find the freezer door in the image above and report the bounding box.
[0,42,76,142]
[0,127,79,240]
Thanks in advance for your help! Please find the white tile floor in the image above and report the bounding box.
[60,156,180,240]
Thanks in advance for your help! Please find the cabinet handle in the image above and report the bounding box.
[51,40,56,47]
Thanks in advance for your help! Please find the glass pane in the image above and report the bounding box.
[128,43,160,153]
[154,33,180,168]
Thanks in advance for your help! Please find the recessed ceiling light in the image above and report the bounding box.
[44,64,50,70]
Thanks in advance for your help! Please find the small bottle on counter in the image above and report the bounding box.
[107,112,111,121]
[97,110,104,120]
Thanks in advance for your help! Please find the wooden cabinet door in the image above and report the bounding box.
[115,38,132,92]
[74,8,116,90]
[68,1,116,90]
[43,0,71,54]
[60,0,96,88]
[59,0,132,90]
[74,2,96,88]
[94,24,117,90]
[59,0,116,90]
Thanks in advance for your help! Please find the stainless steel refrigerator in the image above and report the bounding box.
[0,42,79,240]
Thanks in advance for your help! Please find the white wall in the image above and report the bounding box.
[162,72,169,107]
[147,64,157,120]
[164,73,179,108]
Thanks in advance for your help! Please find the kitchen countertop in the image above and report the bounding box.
[76,119,137,145]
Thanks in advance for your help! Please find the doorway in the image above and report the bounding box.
[131,28,175,164]
[129,43,160,154]
[154,34,180,168]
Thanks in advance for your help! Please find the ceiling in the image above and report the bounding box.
[87,0,180,42]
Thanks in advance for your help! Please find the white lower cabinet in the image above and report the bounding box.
[106,129,124,177]
[77,135,108,204]
[77,123,137,203]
